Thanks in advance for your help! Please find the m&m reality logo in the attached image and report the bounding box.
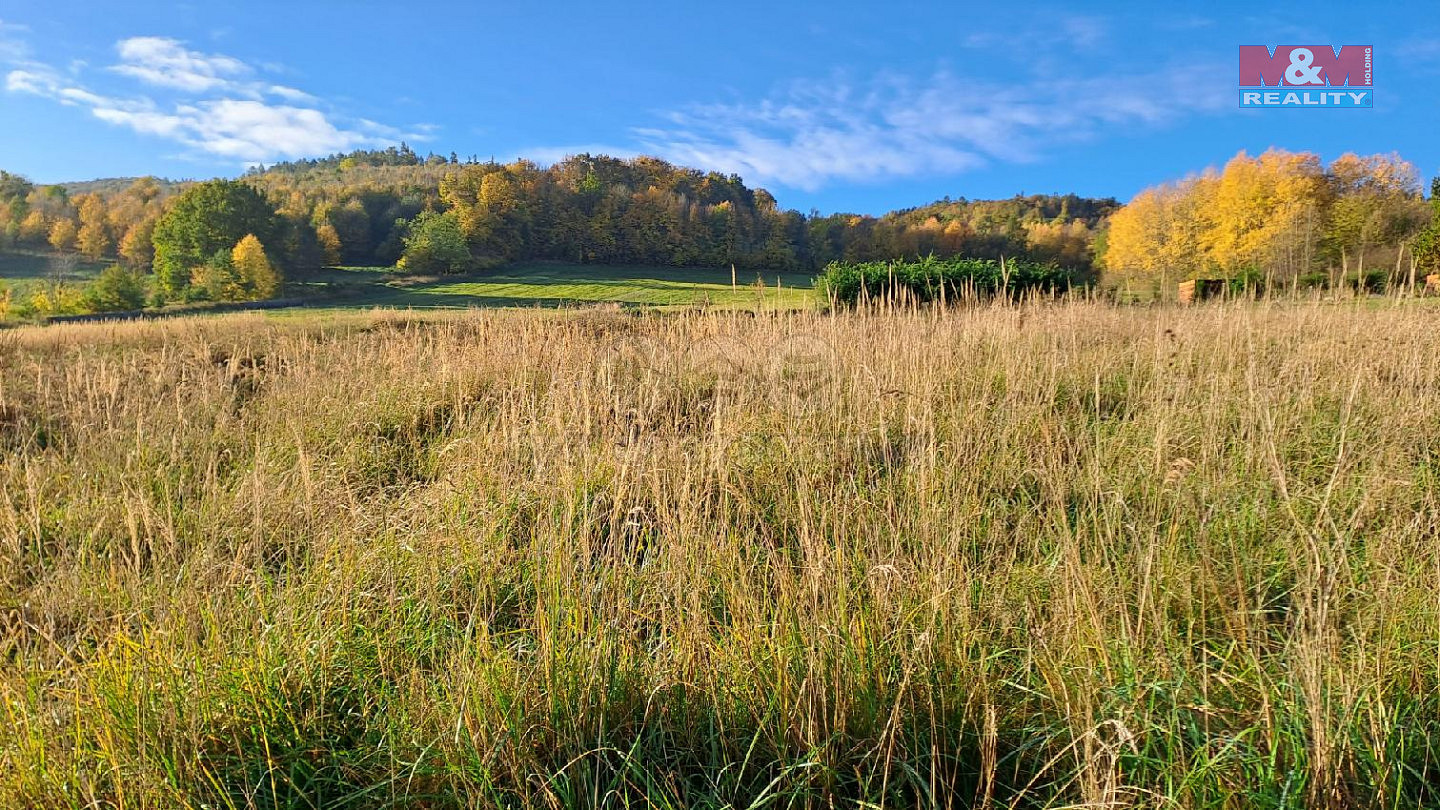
[1239,46,1372,108]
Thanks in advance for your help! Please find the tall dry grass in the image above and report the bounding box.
[0,300,1437,808]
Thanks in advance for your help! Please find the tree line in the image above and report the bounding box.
[1103,149,1440,294]
[1,147,1116,288]
[5,145,1437,315]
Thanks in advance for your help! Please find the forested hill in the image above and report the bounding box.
[811,193,1118,273]
[58,177,189,197]
[0,147,1113,276]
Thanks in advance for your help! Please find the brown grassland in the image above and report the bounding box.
[1,300,1438,808]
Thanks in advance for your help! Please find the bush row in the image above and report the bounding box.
[815,256,1082,305]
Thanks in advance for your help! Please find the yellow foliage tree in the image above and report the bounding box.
[18,211,49,245]
[1325,152,1423,285]
[190,257,245,302]
[1025,220,1093,269]
[48,218,78,253]
[119,219,157,270]
[315,222,342,266]
[76,193,110,261]
[1204,150,1327,284]
[1101,148,1404,293]
[232,234,281,300]
[1103,173,1216,289]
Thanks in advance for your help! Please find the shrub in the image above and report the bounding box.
[83,264,148,312]
[19,282,87,317]
[815,255,1080,306]
[397,210,471,275]
[1345,269,1388,293]
[1227,267,1266,298]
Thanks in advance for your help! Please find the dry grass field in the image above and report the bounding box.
[1,300,1438,808]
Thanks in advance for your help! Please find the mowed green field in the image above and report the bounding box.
[305,262,818,311]
[1,255,815,322]
[3,253,815,311]
[0,250,110,294]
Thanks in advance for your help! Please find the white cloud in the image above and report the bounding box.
[92,106,186,138]
[111,36,248,93]
[600,65,1229,191]
[0,18,30,62]
[5,68,51,94]
[267,84,316,103]
[2,28,433,166]
[58,86,117,107]
[33,83,399,162]
[185,100,381,160]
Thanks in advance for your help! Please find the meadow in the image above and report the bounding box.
[0,254,816,322]
[1,298,1438,809]
[0,249,109,295]
[293,262,814,312]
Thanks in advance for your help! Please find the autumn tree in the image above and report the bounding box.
[152,180,278,297]
[315,222,342,265]
[119,218,157,270]
[1102,173,1216,291]
[1324,153,1421,287]
[1409,177,1440,287]
[48,218,78,253]
[76,193,110,260]
[0,170,33,209]
[18,211,48,245]
[1103,150,1426,294]
[1204,150,1327,287]
[232,234,281,299]
[1025,220,1094,275]
[0,171,33,249]
[397,210,470,274]
[190,251,245,302]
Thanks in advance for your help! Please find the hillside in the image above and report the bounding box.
[56,177,190,197]
[0,150,1115,281]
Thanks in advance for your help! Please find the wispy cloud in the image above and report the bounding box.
[0,18,30,62]
[1398,36,1440,60]
[961,13,1110,53]
[2,29,431,166]
[87,100,400,162]
[111,36,248,93]
[266,84,317,104]
[1059,15,1109,50]
[584,64,1229,191]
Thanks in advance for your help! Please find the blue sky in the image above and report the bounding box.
[1,1,1438,214]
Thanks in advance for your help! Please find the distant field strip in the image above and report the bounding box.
[318,262,817,310]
